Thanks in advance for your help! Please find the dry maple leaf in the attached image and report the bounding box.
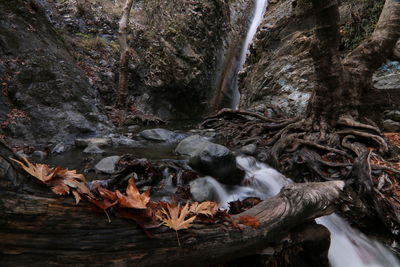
[116,178,150,209]
[156,203,196,246]
[156,203,196,231]
[189,201,218,216]
[11,157,56,182]
[12,157,92,204]
[239,215,261,228]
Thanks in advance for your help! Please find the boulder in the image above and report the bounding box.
[139,128,186,143]
[94,156,121,174]
[175,135,211,156]
[189,143,244,185]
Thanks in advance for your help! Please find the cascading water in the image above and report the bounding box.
[199,156,399,267]
[231,0,268,109]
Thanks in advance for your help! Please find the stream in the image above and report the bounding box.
[198,156,400,267]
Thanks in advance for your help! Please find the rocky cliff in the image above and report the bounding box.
[239,0,388,117]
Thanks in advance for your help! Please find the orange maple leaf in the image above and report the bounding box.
[116,178,150,209]
[11,157,56,182]
[189,201,219,216]
[156,203,196,231]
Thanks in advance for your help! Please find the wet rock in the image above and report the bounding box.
[51,143,67,154]
[139,128,186,143]
[83,144,104,154]
[240,144,257,155]
[94,156,121,174]
[75,138,111,148]
[32,150,47,160]
[110,135,142,147]
[189,143,244,185]
[382,119,400,132]
[175,135,211,156]
[189,177,221,202]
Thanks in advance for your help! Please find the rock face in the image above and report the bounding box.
[0,0,111,145]
[189,143,244,185]
[239,0,387,117]
[129,0,252,119]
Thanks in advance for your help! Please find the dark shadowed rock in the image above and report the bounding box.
[189,143,244,185]
[94,156,121,174]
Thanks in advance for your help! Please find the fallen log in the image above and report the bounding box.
[0,143,345,266]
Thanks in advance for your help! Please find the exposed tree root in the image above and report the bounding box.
[202,109,400,240]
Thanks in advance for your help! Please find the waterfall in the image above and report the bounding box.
[213,0,268,110]
[199,156,399,266]
[232,0,268,109]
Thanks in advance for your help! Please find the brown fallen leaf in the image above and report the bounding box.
[116,178,150,209]
[11,157,56,182]
[156,203,196,230]
[189,201,218,216]
[12,157,92,204]
[156,203,196,245]
[239,215,261,228]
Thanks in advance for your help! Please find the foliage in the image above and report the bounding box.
[11,157,94,204]
[12,158,251,243]
[340,0,385,52]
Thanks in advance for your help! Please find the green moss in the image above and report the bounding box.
[340,0,385,52]
[75,33,107,50]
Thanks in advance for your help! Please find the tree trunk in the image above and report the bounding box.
[115,0,135,108]
[307,0,400,124]
[0,146,345,266]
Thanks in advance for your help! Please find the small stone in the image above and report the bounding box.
[32,150,46,160]
[75,137,111,148]
[94,156,121,174]
[384,110,400,122]
[382,119,400,132]
[15,150,28,159]
[52,143,67,154]
[139,128,185,143]
[240,144,257,155]
[83,144,104,154]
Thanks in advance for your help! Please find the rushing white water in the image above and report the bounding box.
[232,0,268,109]
[204,156,399,266]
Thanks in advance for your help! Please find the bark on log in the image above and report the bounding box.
[0,146,345,267]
